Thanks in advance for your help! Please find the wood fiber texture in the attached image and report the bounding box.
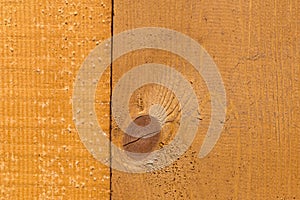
[1,0,299,200]
[111,0,300,199]
[1,0,111,199]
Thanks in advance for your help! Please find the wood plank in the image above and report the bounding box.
[111,0,300,199]
[0,0,112,199]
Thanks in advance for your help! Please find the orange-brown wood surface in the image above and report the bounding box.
[111,0,300,199]
[1,0,300,199]
[0,0,112,199]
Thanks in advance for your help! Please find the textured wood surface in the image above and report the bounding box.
[1,0,300,199]
[111,0,300,199]
[0,0,112,199]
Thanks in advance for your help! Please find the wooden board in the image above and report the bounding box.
[0,0,111,199]
[111,0,300,199]
[1,0,299,199]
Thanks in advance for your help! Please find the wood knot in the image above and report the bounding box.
[123,115,161,159]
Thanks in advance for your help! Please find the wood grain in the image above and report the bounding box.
[0,0,111,199]
[111,0,300,199]
[1,0,299,199]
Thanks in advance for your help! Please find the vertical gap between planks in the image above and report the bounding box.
[109,0,115,199]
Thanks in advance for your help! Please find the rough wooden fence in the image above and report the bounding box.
[0,0,299,199]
